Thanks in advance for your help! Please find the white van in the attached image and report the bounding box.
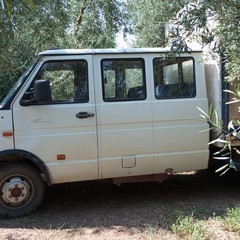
[0,48,209,217]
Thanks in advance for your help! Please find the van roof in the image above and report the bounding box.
[39,47,203,56]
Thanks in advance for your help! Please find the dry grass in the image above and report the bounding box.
[1,169,240,240]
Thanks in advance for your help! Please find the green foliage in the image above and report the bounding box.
[68,0,129,49]
[224,207,240,232]
[170,0,240,82]
[0,0,128,102]
[43,70,74,101]
[127,0,181,47]
[198,106,240,175]
[2,0,35,18]
[171,208,240,239]
[171,213,204,239]
[0,0,70,101]
[225,83,240,105]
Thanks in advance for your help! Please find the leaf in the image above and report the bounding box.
[198,127,214,133]
[215,163,229,173]
[213,146,229,155]
[226,99,240,105]
[222,152,231,157]
[199,114,207,119]
[28,0,35,8]
[213,157,230,160]
[3,0,35,19]
[231,130,238,137]
[234,148,240,155]
[214,109,219,126]
[4,0,12,18]
[224,89,240,97]
[197,106,210,118]
[206,119,218,128]
[208,138,229,145]
[220,168,230,176]
[21,1,35,12]
[228,120,235,131]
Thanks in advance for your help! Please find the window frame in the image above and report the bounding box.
[23,59,89,105]
[101,58,147,102]
[153,56,196,100]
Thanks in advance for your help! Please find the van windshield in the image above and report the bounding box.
[0,61,38,108]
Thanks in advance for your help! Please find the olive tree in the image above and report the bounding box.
[170,0,240,82]
[0,0,128,101]
[127,0,182,47]
[69,0,129,49]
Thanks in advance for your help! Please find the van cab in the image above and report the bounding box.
[0,48,209,217]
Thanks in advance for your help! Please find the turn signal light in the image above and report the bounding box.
[2,132,13,137]
[57,154,66,160]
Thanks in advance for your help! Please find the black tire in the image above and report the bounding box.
[0,163,45,218]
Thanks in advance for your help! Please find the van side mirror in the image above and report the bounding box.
[34,80,52,104]
[20,79,52,106]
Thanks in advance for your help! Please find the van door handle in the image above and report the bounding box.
[76,112,94,119]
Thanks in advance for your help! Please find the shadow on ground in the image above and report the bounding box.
[1,169,240,232]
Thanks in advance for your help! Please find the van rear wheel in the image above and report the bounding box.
[0,164,44,218]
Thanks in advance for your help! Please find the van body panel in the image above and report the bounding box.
[12,55,99,184]
[94,55,154,179]
[150,52,209,172]
[0,110,14,151]
[152,99,209,172]
[97,101,154,178]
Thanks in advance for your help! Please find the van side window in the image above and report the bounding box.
[101,59,146,101]
[153,57,196,99]
[26,60,88,104]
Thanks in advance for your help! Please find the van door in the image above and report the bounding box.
[12,56,98,184]
[94,56,154,179]
[151,54,209,172]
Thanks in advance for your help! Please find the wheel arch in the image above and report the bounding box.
[0,149,52,185]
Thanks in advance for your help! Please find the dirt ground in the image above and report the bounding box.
[1,168,240,240]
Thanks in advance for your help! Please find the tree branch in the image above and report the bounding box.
[74,0,93,36]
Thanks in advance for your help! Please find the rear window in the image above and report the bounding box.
[153,57,196,99]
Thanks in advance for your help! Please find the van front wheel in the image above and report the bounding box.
[0,164,45,218]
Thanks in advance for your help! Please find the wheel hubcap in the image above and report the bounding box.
[1,177,30,205]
